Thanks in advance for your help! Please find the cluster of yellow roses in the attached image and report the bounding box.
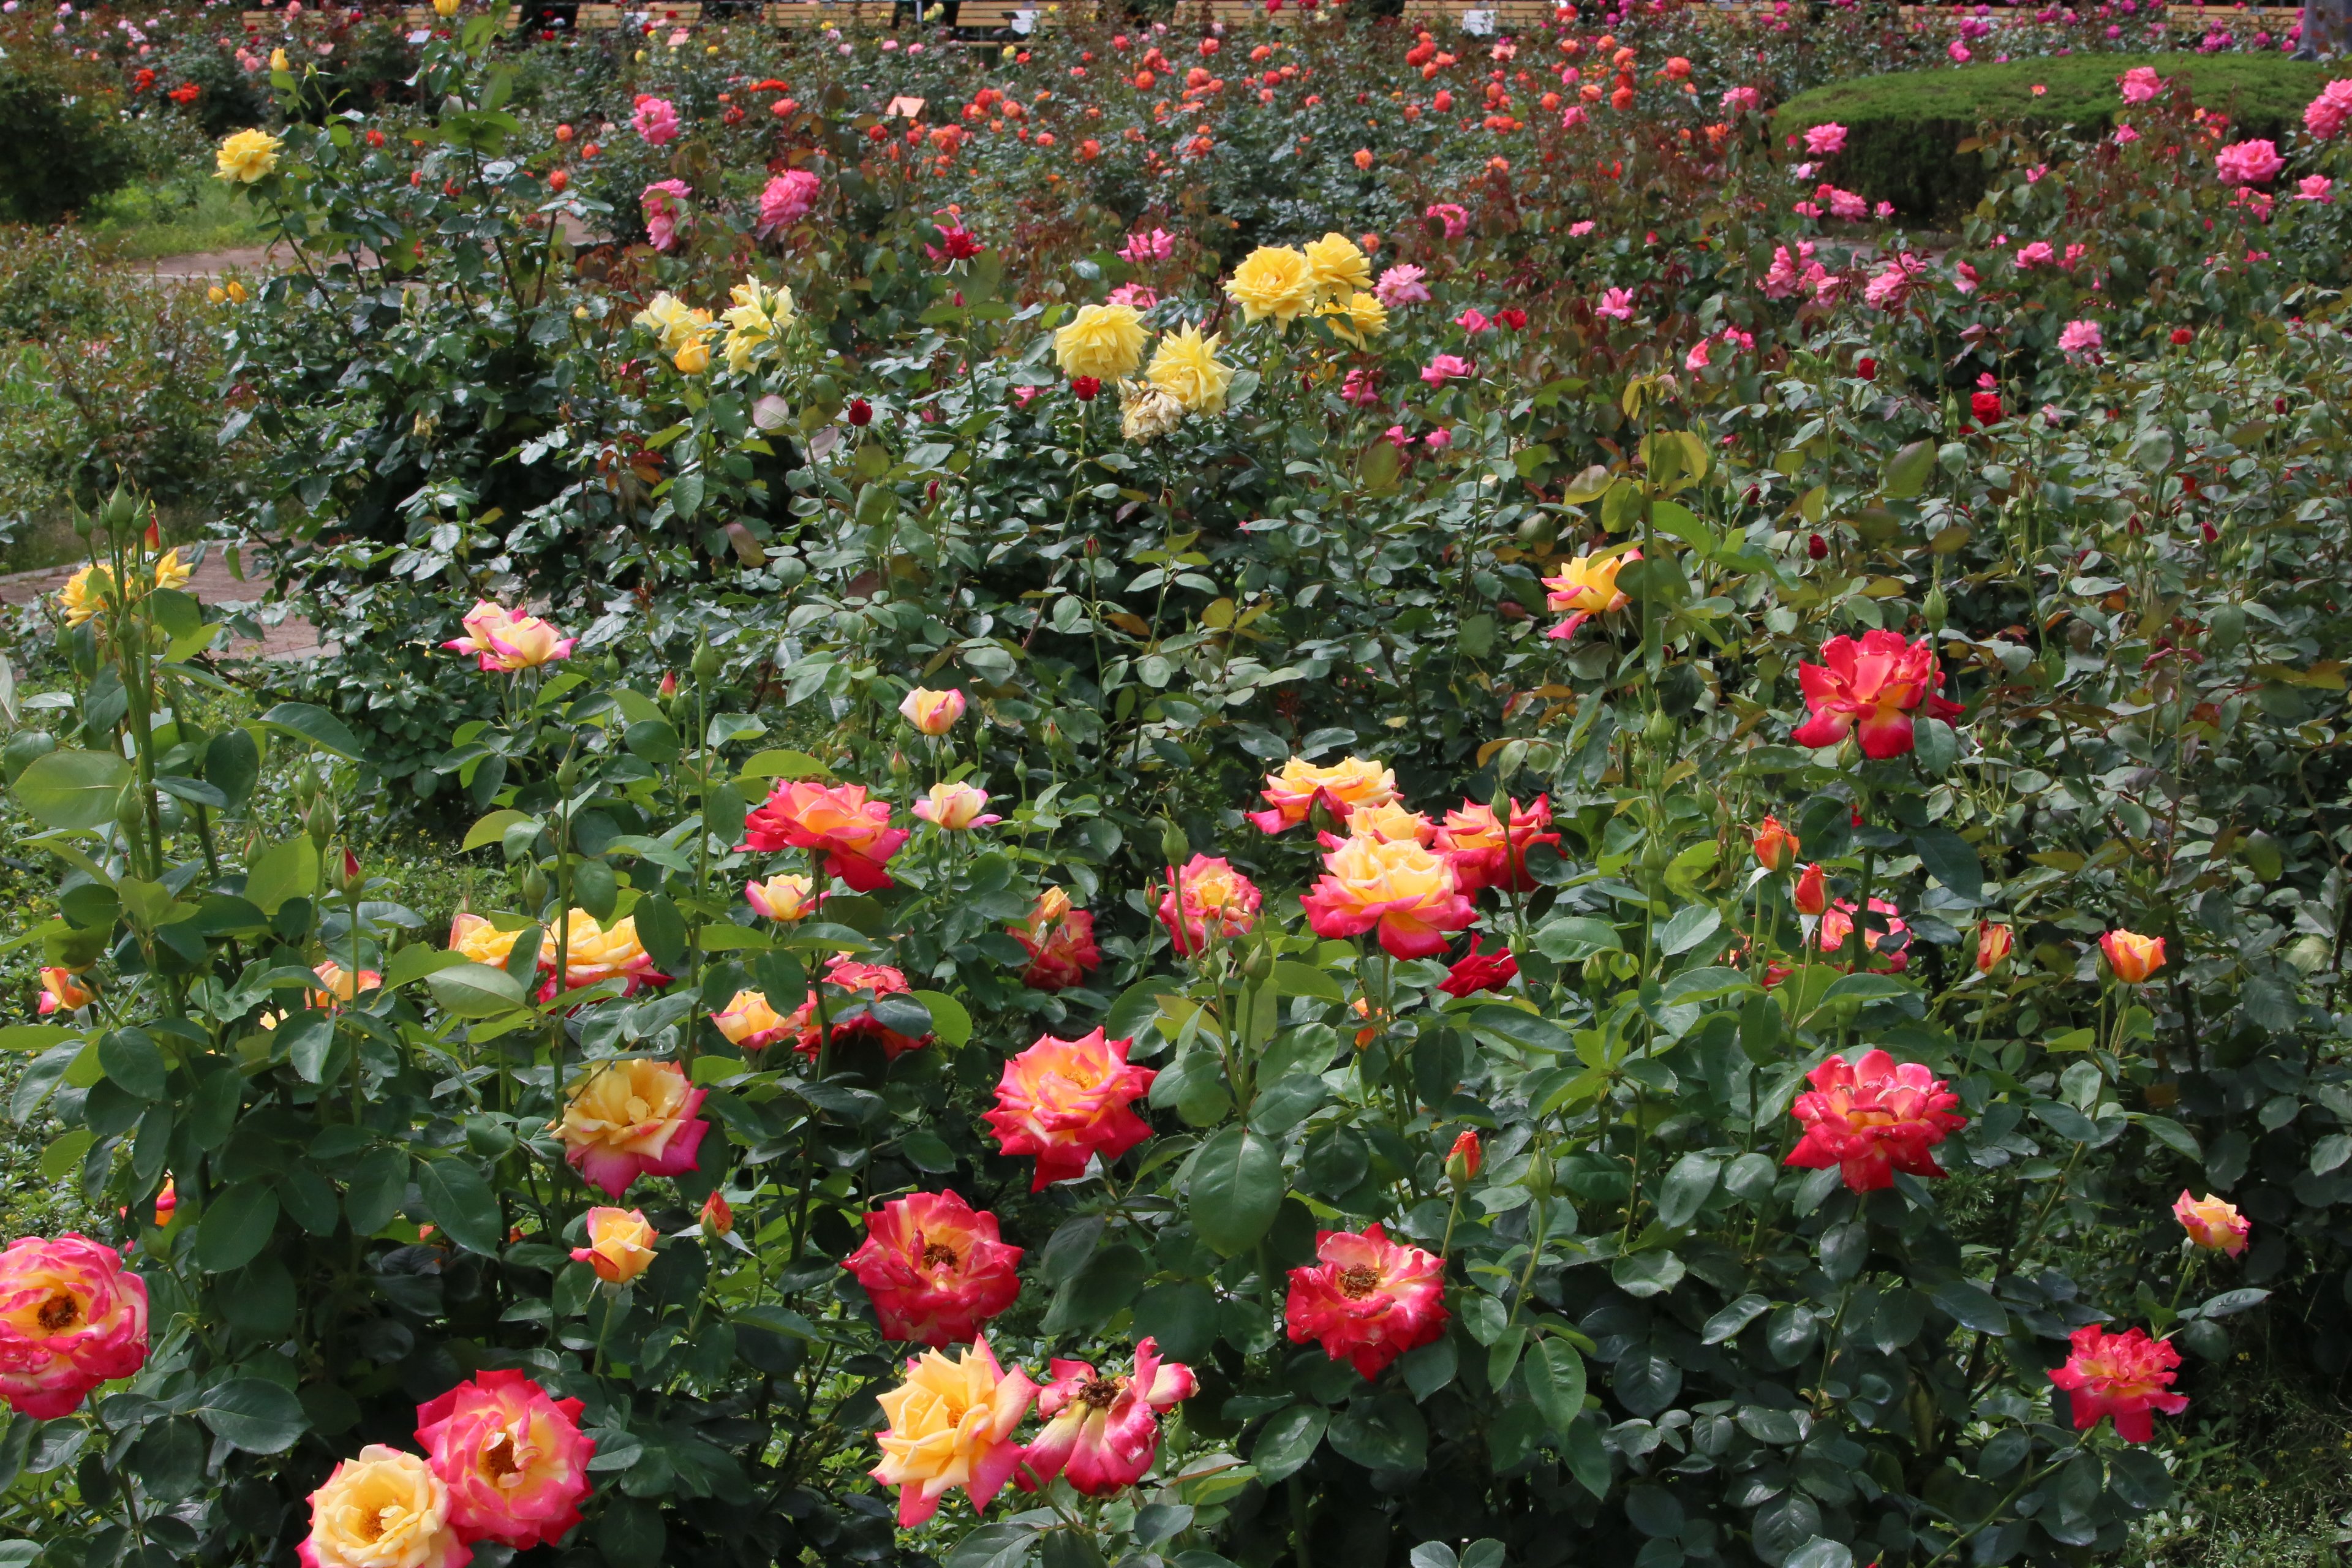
[634,278,797,375]
[1226,231,1387,341]
[1052,305,1235,440]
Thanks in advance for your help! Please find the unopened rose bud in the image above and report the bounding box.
[521,865,549,908]
[1523,1145,1554,1198]
[1446,1129,1482,1186]
[658,671,678,699]
[1793,862,1828,916]
[306,796,336,850]
[700,1191,734,1238]
[692,638,722,680]
[1923,585,1948,633]
[1160,820,1191,869]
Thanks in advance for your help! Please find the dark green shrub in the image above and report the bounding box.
[0,59,141,224]
[1776,53,2351,216]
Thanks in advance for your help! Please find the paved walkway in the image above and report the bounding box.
[0,547,327,660]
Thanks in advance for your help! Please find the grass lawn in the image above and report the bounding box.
[87,168,270,259]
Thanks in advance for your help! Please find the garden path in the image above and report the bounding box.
[0,549,328,661]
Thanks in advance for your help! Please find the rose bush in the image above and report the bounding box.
[4,6,2352,1568]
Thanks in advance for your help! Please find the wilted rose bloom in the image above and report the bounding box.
[639,178,690,252]
[1791,630,1963,758]
[300,1447,469,1568]
[1785,1049,1966,1192]
[570,1207,656,1284]
[416,1370,595,1550]
[1803,121,1847,155]
[555,1058,708,1197]
[2100,929,2166,982]
[2058,318,2104,357]
[1012,889,1100,991]
[2214,138,2285,186]
[442,601,576,672]
[785,955,930,1060]
[746,873,817,922]
[1020,1338,1197,1496]
[2049,1325,2188,1442]
[537,912,662,1001]
[984,1030,1156,1190]
[448,911,521,966]
[1438,937,1516,998]
[1542,550,1636,641]
[1434,795,1558,894]
[710,989,791,1050]
[1284,1224,1450,1379]
[913,781,1001,831]
[1752,816,1800,872]
[756,168,821,233]
[2173,1191,2250,1256]
[36,967,93,1015]
[870,1337,1038,1528]
[741,781,910,892]
[1301,835,1476,960]
[0,1234,148,1419]
[1248,755,1399,833]
[1975,920,2015,972]
[631,93,680,145]
[1158,854,1263,954]
[845,1191,1024,1347]
[1372,262,1431,307]
[1818,898,1910,971]
[1420,353,1473,388]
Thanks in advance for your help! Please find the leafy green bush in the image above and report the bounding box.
[1776,55,2350,216]
[0,57,142,224]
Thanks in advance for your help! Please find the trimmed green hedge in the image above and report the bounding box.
[1776,53,2351,218]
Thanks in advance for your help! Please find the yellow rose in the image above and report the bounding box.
[1223,244,1314,326]
[710,989,789,1050]
[870,1336,1039,1528]
[570,1206,656,1283]
[153,546,192,594]
[300,1446,468,1568]
[632,293,712,356]
[57,564,114,628]
[1543,552,1632,615]
[720,278,794,374]
[540,911,655,990]
[1052,302,1147,381]
[215,128,283,184]
[447,912,520,966]
[1145,325,1234,415]
[433,0,460,15]
[1321,289,1387,347]
[673,340,710,375]
[269,47,291,72]
[1303,232,1371,303]
[556,1058,704,1196]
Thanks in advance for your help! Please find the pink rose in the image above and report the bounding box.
[757,168,821,235]
[0,1234,148,1419]
[417,1370,596,1549]
[2215,138,2285,186]
[631,94,680,146]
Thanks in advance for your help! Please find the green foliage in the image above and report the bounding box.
[1776,55,2349,215]
[0,57,141,225]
